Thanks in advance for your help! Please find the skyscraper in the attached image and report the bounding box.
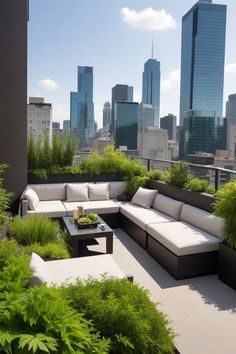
[27,97,52,143]
[114,101,138,150]
[160,113,177,141]
[103,101,111,129]
[70,66,94,149]
[111,84,133,138]
[226,94,236,154]
[179,0,226,158]
[142,58,160,127]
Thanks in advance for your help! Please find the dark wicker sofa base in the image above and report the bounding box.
[119,213,147,249]
[147,234,219,280]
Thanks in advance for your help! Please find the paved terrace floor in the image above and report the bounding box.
[78,228,236,354]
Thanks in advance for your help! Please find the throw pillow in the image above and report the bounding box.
[131,187,157,209]
[66,183,89,202]
[88,183,109,201]
[24,187,39,210]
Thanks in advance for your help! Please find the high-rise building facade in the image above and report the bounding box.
[179,0,226,158]
[70,66,94,149]
[111,84,133,138]
[103,101,111,129]
[114,101,138,150]
[160,113,177,141]
[138,127,170,160]
[63,120,70,133]
[142,59,160,127]
[226,94,236,155]
[27,97,52,142]
[138,103,155,134]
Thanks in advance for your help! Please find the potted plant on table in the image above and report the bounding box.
[213,180,236,290]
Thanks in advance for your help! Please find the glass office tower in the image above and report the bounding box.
[70,66,94,149]
[114,102,138,150]
[179,0,226,158]
[111,84,133,138]
[142,59,160,127]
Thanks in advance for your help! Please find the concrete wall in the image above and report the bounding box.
[0,0,28,212]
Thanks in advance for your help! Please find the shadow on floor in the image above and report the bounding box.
[115,229,236,313]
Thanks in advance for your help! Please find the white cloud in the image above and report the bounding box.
[120,7,176,31]
[161,70,180,92]
[38,78,59,90]
[225,63,236,74]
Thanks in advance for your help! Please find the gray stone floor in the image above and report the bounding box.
[79,228,236,354]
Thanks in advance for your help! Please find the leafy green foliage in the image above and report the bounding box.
[164,163,190,189]
[79,213,97,224]
[0,239,24,268]
[0,164,12,230]
[27,132,76,171]
[148,169,162,181]
[124,175,149,199]
[24,242,70,260]
[214,181,236,250]
[8,216,62,246]
[61,277,175,354]
[185,177,215,194]
[17,333,58,353]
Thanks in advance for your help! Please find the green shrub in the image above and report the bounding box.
[0,285,110,354]
[185,177,215,194]
[24,242,70,260]
[8,215,63,246]
[124,175,149,199]
[165,163,190,189]
[61,277,175,354]
[0,164,12,230]
[148,169,162,181]
[80,151,103,175]
[0,239,24,268]
[214,181,236,250]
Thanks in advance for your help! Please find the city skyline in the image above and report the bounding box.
[28,0,236,128]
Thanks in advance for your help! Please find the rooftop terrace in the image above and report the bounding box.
[85,228,236,354]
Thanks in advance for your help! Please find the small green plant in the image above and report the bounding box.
[0,164,12,231]
[148,169,162,181]
[124,175,149,199]
[9,215,63,246]
[0,239,24,268]
[24,242,70,260]
[185,177,215,194]
[214,181,236,250]
[165,162,190,189]
[61,277,175,353]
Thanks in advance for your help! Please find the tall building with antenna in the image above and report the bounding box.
[141,41,161,127]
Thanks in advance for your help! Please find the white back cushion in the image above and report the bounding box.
[30,252,51,285]
[29,184,66,201]
[88,183,109,201]
[66,183,89,202]
[131,187,157,209]
[152,194,184,220]
[109,181,127,199]
[24,187,39,210]
[180,204,224,239]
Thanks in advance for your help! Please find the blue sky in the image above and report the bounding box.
[28,0,236,128]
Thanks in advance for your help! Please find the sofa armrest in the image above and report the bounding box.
[21,199,29,216]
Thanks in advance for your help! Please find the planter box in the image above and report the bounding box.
[94,174,123,182]
[28,173,122,184]
[28,174,63,184]
[148,180,216,213]
[219,243,236,291]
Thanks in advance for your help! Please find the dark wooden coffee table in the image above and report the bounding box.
[63,216,113,255]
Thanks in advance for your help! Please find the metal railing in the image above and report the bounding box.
[74,153,236,191]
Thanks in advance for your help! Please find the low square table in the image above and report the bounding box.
[63,216,113,255]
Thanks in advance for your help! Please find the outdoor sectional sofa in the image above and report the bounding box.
[20,182,224,280]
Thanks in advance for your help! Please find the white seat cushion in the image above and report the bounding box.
[180,204,224,239]
[152,194,184,220]
[120,202,174,230]
[46,254,125,286]
[63,200,120,216]
[24,186,39,210]
[147,222,222,256]
[66,183,89,202]
[88,183,110,200]
[131,187,157,209]
[30,252,51,285]
[29,184,66,201]
[28,200,67,217]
